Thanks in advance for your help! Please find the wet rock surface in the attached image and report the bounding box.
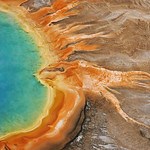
[22,0,51,11]
[64,95,150,150]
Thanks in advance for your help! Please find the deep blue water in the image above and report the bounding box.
[0,12,47,137]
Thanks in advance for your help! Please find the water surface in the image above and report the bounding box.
[0,12,47,137]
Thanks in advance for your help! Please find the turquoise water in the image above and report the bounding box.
[0,12,47,137]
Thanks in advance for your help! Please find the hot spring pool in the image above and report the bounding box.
[0,12,48,138]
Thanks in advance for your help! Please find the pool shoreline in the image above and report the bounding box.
[0,2,55,140]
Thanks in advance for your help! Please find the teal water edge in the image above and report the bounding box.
[0,12,47,137]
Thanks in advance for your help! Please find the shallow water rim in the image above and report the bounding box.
[0,3,55,140]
